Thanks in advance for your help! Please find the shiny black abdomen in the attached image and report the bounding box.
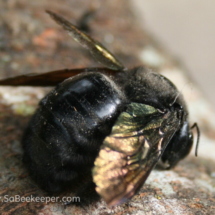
[22,72,126,192]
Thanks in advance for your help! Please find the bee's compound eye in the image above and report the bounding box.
[161,121,193,169]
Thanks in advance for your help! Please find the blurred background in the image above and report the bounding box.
[132,0,215,109]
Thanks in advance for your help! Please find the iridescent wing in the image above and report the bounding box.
[92,103,180,206]
[46,10,125,71]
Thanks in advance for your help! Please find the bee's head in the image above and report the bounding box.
[161,100,200,169]
[161,116,200,169]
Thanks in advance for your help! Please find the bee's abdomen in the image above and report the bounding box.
[22,72,126,193]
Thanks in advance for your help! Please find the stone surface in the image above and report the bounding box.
[0,0,214,214]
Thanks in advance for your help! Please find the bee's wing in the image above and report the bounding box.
[46,10,125,71]
[0,67,117,86]
[92,103,180,206]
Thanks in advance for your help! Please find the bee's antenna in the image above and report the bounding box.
[191,122,200,157]
[169,91,180,107]
[169,82,191,107]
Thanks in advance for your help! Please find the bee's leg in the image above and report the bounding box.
[75,180,100,206]
[77,9,96,33]
[63,180,100,207]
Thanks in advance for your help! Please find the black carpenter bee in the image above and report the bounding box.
[0,11,200,206]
